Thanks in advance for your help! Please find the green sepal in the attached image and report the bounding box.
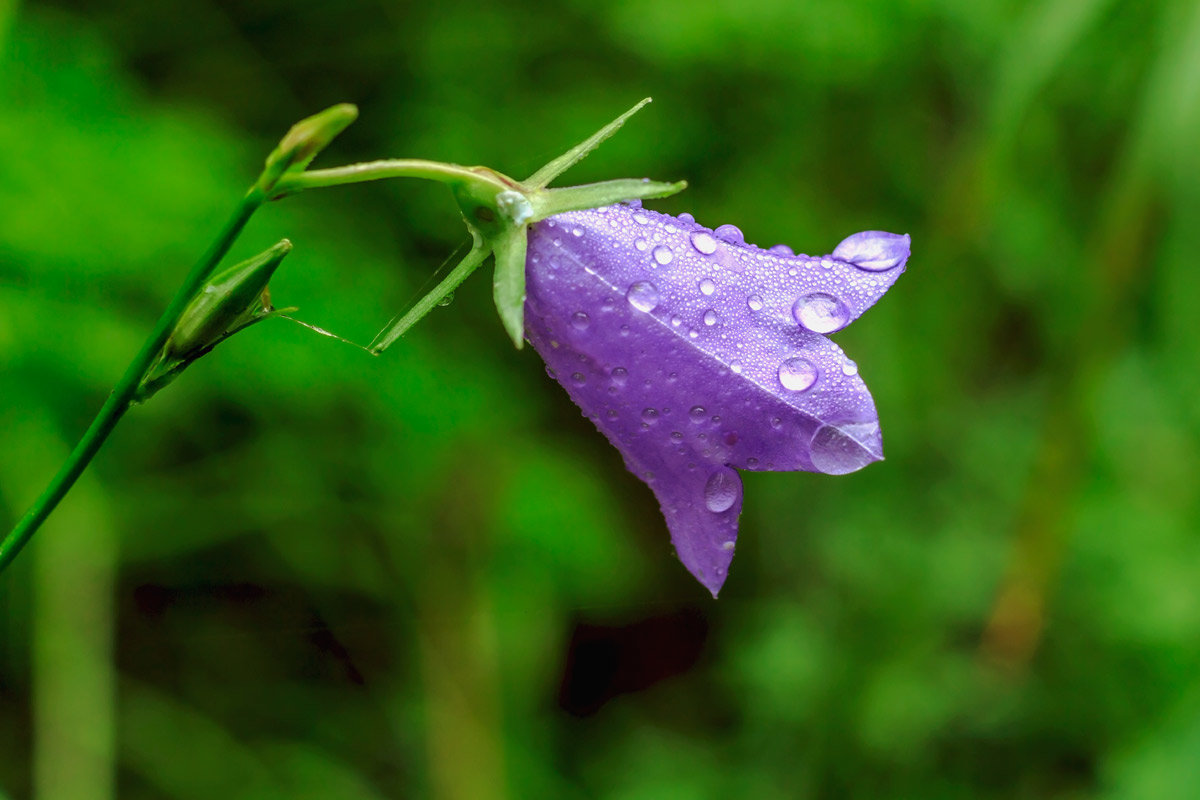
[529,178,687,222]
[525,98,652,189]
[368,234,490,354]
[491,225,529,348]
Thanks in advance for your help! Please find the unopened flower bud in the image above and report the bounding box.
[166,239,291,360]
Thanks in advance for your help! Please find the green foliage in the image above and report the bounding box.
[3,0,1200,798]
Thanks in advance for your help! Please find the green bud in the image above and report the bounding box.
[166,239,291,360]
[259,104,358,192]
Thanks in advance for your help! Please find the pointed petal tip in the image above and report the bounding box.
[810,422,883,475]
[832,230,910,273]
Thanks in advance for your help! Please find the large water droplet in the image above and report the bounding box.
[699,278,716,296]
[704,467,741,513]
[611,367,628,386]
[641,408,659,424]
[747,295,764,312]
[842,359,859,376]
[633,213,649,225]
[635,238,649,252]
[571,372,587,385]
[689,406,707,422]
[652,245,674,266]
[571,311,590,330]
[832,231,909,272]
[626,281,660,312]
[809,423,880,475]
[714,224,745,245]
[778,357,818,391]
[691,231,718,255]
[792,293,850,334]
[703,310,718,326]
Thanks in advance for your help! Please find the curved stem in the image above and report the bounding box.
[0,188,266,574]
[273,159,511,196]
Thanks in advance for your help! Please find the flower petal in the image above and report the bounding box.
[523,204,901,594]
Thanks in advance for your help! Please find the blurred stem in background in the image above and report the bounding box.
[2,410,116,800]
[981,0,1200,669]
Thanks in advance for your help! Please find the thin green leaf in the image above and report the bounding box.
[524,98,652,189]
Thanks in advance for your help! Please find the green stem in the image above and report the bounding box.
[273,159,510,196]
[0,188,266,574]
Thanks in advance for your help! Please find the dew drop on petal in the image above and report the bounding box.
[691,231,718,255]
[611,366,628,386]
[703,309,718,326]
[778,357,818,392]
[699,278,716,296]
[678,212,695,223]
[689,406,707,422]
[792,293,850,334]
[571,311,590,330]
[626,281,660,312]
[714,224,745,244]
[810,424,880,475]
[641,408,659,424]
[633,213,649,225]
[571,372,587,385]
[747,295,764,311]
[703,466,740,513]
[842,359,859,376]
[652,245,674,266]
[635,238,648,251]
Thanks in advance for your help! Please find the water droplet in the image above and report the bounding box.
[678,212,695,223]
[722,540,736,551]
[699,278,716,296]
[652,245,674,266]
[689,406,707,422]
[703,309,718,326]
[641,408,659,424]
[730,361,742,374]
[714,224,745,245]
[792,293,850,334]
[688,328,699,338]
[571,372,587,385]
[842,359,859,376]
[778,357,818,391]
[626,281,659,312]
[571,311,590,330]
[571,227,583,237]
[437,292,455,307]
[635,238,649,251]
[747,295,764,312]
[691,231,718,255]
[769,243,794,255]
[611,367,628,386]
[633,213,649,225]
[670,431,684,442]
[619,325,630,336]
[671,315,682,327]
[704,467,741,513]
[809,424,880,475]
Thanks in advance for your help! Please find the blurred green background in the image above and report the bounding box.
[3,0,1200,797]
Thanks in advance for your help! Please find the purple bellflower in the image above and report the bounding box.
[314,98,908,597]
[524,206,908,596]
